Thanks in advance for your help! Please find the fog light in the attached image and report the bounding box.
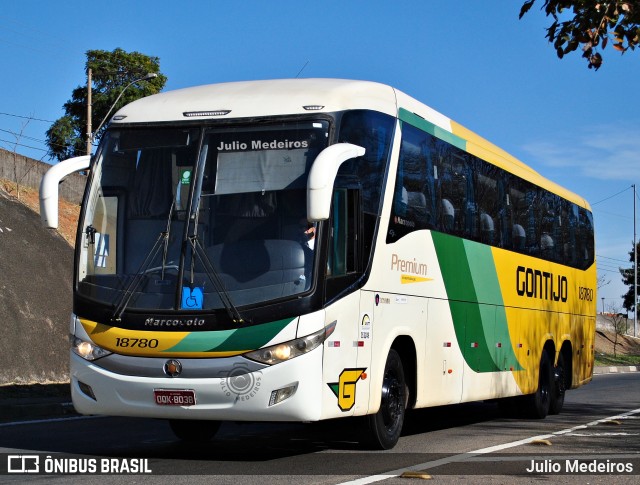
[269,383,298,406]
[78,381,97,401]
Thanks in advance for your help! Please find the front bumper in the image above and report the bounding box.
[70,346,323,422]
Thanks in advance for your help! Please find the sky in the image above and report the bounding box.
[1,0,639,312]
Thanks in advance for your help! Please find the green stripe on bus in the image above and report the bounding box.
[398,108,466,151]
[164,318,295,353]
[464,240,523,371]
[432,232,522,372]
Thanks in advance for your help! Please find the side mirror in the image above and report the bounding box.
[39,155,91,229]
[307,143,365,221]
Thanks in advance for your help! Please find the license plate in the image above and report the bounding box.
[154,389,197,406]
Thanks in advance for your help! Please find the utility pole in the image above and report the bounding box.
[635,184,638,337]
[86,68,92,155]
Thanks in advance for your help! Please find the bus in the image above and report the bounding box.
[40,79,596,449]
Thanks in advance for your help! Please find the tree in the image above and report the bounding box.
[46,48,167,162]
[603,303,629,356]
[519,1,640,69]
[620,241,639,316]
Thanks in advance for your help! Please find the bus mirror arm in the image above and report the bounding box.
[39,155,91,229]
[307,143,365,221]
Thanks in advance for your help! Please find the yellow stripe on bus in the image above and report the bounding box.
[78,319,248,358]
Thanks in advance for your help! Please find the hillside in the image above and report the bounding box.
[0,182,78,384]
[1,179,79,246]
[595,329,640,365]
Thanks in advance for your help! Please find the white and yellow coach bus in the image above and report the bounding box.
[40,79,595,449]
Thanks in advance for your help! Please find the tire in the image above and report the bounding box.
[169,419,221,442]
[549,352,566,415]
[363,349,407,450]
[523,351,553,419]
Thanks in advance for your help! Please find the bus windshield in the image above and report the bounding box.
[78,120,329,313]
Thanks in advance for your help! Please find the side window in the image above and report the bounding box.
[89,194,118,275]
[339,110,394,270]
[327,188,359,277]
[577,208,595,269]
[338,110,394,215]
[382,118,594,271]
[560,200,576,266]
[436,149,470,238]
[387,123,436,243]
[326,188,361,301]
[508,182,531,254]
[538,191,561,263]
[476,161,501,246]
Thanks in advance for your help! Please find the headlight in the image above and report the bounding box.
[244,321,336,365]
[71,336,112,361]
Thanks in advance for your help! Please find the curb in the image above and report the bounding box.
[593,365,639,375]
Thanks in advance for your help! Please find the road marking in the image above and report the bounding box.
[566,432,639,436]
[336,407,640,485]
[0,415,105,428]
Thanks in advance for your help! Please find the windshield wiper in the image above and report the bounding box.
[110,197,179,322]
[160,200,175,280]
[110,231,168,322]
[187,234,246,325]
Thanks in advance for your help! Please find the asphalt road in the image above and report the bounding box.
[0,372,638,484]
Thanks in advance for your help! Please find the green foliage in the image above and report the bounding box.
[520,0,640,69]
[45,116,79,161]
[619,241,639,316]
[46,48,167,162]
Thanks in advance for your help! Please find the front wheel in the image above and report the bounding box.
[363,349,407,450]
[169,419,221,442]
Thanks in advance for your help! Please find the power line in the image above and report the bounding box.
[592,209,633,221]
[592,185,633,206]
[0,126,72,151]
[597,254,630,263]
[0,127,48,144]
[599,268,623,275]
[0,138,48,152]
[598,264,622,272]
[598,260,622,268]
[0,111,55,123]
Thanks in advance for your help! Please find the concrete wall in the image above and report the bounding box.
[0,148,87,204]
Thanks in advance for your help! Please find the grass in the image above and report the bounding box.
[595,353,640,367]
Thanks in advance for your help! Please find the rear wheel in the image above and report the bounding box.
[523,351,553,419]
[549,352,566,415]
[169,419,221,442]
[363,349,407,450]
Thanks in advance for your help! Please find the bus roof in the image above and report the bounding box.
[112,78,590,209]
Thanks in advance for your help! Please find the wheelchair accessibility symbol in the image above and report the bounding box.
[181,286,203,309]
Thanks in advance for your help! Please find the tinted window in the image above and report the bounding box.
[387,119,594,270]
